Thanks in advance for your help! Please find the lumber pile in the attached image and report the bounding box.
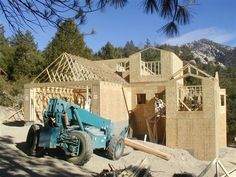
[96,158,152,177]
[124,138,171,160]
[96,139,171,176]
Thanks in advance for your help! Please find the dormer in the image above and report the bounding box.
[129,47,183,83]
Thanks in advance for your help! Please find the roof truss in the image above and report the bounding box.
[33,53,100,83]
[171,63,213,81]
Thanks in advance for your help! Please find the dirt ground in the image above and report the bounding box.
[0,106,236,177]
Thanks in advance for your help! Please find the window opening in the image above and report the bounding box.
[178,77,203,111]
[137,94,146,104]
[220,95,225,106]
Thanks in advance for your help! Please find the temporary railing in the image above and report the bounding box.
[140,61,161,75]
[116,61,130,72]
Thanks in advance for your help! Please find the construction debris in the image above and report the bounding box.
[96,158,152,177]
[198,158,235,177]
[124,138,171,160]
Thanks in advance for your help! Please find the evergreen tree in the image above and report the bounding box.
[10,30,37,50]
[0,25,7,45]
[44,19,92,65]
[144,38,153,48]
[8,30,43,81]
[123,40,139,57]
[96,42,123,59]
[0,25,7,68]
[0,25,14,71]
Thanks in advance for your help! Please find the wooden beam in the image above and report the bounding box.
[198,158,217,177]
[124,138,171,160]
[178,98,191,111]
[218,160,231,177]
[221,168,236,177]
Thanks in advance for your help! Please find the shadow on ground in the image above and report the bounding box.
[16,142,66,160]
[0,136,97,177]
[2,120,25,127]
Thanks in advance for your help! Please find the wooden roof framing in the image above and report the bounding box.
[171,63,214,81]
[33,53,127,85]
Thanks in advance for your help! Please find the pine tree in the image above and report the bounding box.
[96,42,124,59]
[123,40,139,57]
[44,19,92,65]
[144,38,153,48]
[0,25,14,71]
[0,1,192,38]
[10,30,37,50]
[8,30,43,81]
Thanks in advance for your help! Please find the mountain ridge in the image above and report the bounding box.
[159,39,236,67]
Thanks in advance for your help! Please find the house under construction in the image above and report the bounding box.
[24,48,226,160]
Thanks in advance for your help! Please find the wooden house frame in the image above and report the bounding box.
[24,48,226,160]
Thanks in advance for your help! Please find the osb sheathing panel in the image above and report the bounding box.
[99,81,128,122]
[156,117,166,143]
[24,88,31,121]
[218,112,227,148]
[216,89,227,148]
[90,85,100,115]
[132,101,153,136]
[219,89,226,113]
[166,116,217,159]
[165,78,224,160]
[123,87,132,111]
[171,53,184,75]
[129,53,141,83]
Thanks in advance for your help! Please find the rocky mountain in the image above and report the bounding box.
[160,39,236,67]
[184,39,234,66]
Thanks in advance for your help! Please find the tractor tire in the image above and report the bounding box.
[106,135,124,160]
[66,131,93,166]
[35,147,45,157]
[26,124,42,156]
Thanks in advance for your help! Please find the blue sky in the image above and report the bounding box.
[2,0,236,52]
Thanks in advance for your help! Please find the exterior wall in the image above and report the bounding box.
[217,89,227,148]
[160,50,172,80]
[99,81,128,121]
[171,52,183,75]
[166,77,225,160]
[129,53,142,83]
[99,81,129,135]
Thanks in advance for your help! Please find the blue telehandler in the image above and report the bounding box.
[26,98,128,165]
